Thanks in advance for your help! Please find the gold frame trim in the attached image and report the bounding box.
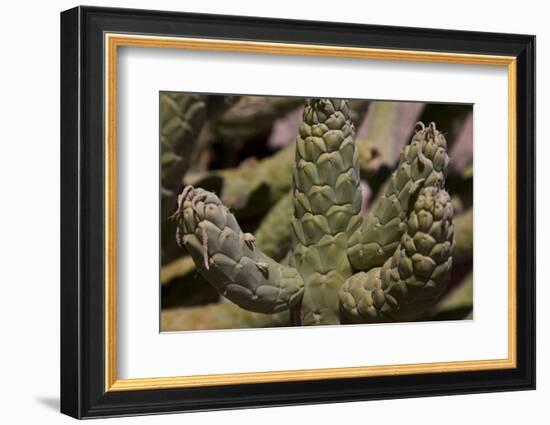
[104,33,518,392]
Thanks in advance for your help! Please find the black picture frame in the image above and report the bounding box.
[60,5,535,419]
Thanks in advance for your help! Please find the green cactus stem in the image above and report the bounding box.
[339,186,454,323]
[347,99,370,127]
[174,98,456,326]
[173,186,304,313]
[183,134,382,220]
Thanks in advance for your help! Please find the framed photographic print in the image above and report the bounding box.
[60,6,536,419]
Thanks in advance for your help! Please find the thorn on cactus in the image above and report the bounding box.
[415,121,425,131]
[200,223,209,270]
[255,262,270,276]
[243,233,256,248]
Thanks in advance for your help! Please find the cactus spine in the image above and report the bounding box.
[173,99,454,325]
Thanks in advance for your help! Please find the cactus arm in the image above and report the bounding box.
[340,186,454,323]
[160,93,208,194]
[160,256,196,286]
[347,122,450,272]
[160,191,295,287]
[291,99,362,325]
[217,97,366,144]
[174,186,304,314]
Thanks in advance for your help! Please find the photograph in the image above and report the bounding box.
[56,4,536,419]
[160,94,474,331]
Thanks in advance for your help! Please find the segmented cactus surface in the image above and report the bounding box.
[173,98,456,326]
[290,99,362,324]
[347,122,449,271]
[185,144,294,218]
[173,186,304,314]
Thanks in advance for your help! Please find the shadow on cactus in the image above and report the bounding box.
[170,98,463,327]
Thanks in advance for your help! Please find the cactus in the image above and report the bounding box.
[184,144,294,218]
[160,93,208,198]
[254,191,294,261]
[217,96,304,141]
[217,97,368,142]
[183,137,387,219]
[172,98,455,325]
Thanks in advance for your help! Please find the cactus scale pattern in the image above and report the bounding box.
[172,98,455,326]
[339,186,454,322]
[290,99,362,324]
[174,186,304,313]
[160,93,207,197]
[347,121,449,271]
